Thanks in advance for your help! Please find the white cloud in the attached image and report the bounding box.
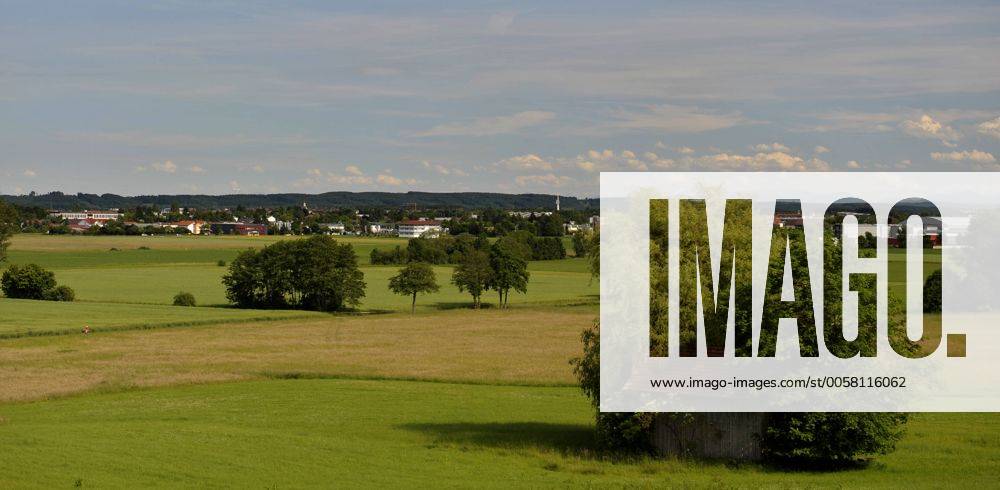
[930,150,996,163]
[846,160,862,169]
[151,161,178,173]
[377,174,403,186]
[752,142,790,152]
[22,169,36,177]
[495,154,553,171]
[977,117,1000,139]
[514,173,573,188]
[814,145,831,154]
[414,110,554,137]
[899,114,960,145]
[345,165,364,176]
[188,165,206,173]
[229,180,241,192]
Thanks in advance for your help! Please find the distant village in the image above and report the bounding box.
[36,196,600,239]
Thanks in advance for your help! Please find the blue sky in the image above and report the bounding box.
[2,0,999,197]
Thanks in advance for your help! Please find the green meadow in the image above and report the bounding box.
[0,234,994,487]
[4,235,597,312]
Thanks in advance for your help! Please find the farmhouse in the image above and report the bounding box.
[398,219,443,238]
[173,220,207,234]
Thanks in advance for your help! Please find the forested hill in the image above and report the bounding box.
[1,191,598,211]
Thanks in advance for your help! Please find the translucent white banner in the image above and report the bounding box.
[600,172,1000,412]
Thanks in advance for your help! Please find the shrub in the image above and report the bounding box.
[570,322,654,452]
[370,245,407,265]
[172,291,197,307]
[762,413,908,466]
[923,270,942,313]
[217,259,227,267]
[1,264,57,299]
[137,246,151,250]
[44,285,75,302]
[572,320,908,464]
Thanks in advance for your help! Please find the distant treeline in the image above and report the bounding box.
[1,191,598,211]
[371,231,566,265]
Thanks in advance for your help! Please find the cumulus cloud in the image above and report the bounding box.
[377,173,403,186]
[345,165,364,176]
[22,169,36,177]
[494,154,553,171]
[900,114,960,145]
[655,142,695,154]
[977,117,1000,139]
[414,110,554,137]
[151,160,178,173]
[846,160,862,169]
[752,142,790,152]
[930,150,996,163]
[691,151,829,171]
[514,173,573,188]
[814,145,831,154]
[188,165,206,173]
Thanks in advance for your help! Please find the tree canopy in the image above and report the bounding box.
[388,262,440,313]
[223,235,365,311]
[451,250,493,309]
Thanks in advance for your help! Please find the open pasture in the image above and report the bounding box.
[4,234,598,312]
[0,379,995,488]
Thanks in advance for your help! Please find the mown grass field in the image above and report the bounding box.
[0,234,995,487]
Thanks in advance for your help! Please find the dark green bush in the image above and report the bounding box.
[370,245,408,265]
[571,321,908,464]
[1,264,57,299]
[44,285,75,302]
[762,413,908,466]
[217,259,227,267]
[172,291,197,307]
[570,322,655,453]
[923,270,942,313]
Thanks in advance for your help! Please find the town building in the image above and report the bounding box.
[398,219,443,238]
[367,222,393,235]
[318,223,346,235]
[173,220,207,234]
[50,210,123,221]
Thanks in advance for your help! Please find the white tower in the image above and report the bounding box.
[555,195,560,212]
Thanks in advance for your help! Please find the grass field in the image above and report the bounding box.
[4,234,598,311]
[0,379,995,488]
[0,234,995,487]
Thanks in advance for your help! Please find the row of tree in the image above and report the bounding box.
[371,231,566,266]
[387,240,531,311]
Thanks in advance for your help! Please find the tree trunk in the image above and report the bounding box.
[498,290,504,309]
[411,292,416,314]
